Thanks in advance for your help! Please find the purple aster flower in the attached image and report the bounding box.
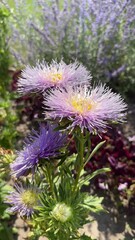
[5,183,39,218]
[11,124,66,177]
[17,60,91,94]
[44,85,127,134]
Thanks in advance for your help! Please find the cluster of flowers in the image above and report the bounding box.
[5,61,127,239]
[6,60,127,216]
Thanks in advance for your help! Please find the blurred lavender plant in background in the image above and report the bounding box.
[1,0,135,98]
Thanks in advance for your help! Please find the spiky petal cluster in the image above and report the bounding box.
[11,124,66,177]
[17,60,91,94]
[5,184,38,218]
[44,85,127,134]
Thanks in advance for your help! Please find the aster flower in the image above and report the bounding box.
[17,60,91,94]
[5,183,39,218]
[11,124,66,177]
[44,85,127,134]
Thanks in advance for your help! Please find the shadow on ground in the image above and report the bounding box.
[83,193,135,240]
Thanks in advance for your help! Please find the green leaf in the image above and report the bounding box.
[79,168,110,186]
[80,195,104,213]
[57,154,68,167]
[84,141,106,166]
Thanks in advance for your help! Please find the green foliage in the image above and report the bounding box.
[0,150,15,179]
[0,181,12,219]
[0,92,18,149]
[79,235,96,240]
[27,141,108,239]
[0,142,16,239]
[29,165,104,240]
[0,180,15,240]
[0,7,11,90]
[0,7,18,149]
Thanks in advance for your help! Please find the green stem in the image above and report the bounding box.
[85,133,91,160]
[73,130,84,192]
[46,164,56,199]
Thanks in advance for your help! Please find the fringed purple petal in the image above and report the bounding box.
[44,85,127,134]
[18,60,91,94]
[11,124,67,177]
[5,184,38,218]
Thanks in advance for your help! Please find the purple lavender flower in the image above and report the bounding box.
[17,60,91,94]
[44,85,127,134]
[5,183,39,218]
[11,124,66,177]
[3,0,135,82]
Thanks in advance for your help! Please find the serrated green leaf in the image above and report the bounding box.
[80,195,104,213]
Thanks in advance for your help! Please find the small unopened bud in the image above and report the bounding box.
[52,203,72,223]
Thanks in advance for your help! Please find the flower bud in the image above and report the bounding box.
[52,203,72,223]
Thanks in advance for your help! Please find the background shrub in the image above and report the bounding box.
[2,0,135,100]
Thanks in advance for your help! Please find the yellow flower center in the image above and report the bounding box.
[50,73,63,83]
[71,96,94,114]
[21,190,37,207]
[52,203,72,223]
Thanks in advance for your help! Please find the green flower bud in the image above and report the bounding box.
[52,203,72,223]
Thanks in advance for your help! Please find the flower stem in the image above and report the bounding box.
[73,130,84,192]
[85,133,91,160]
[46,163,56,199]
